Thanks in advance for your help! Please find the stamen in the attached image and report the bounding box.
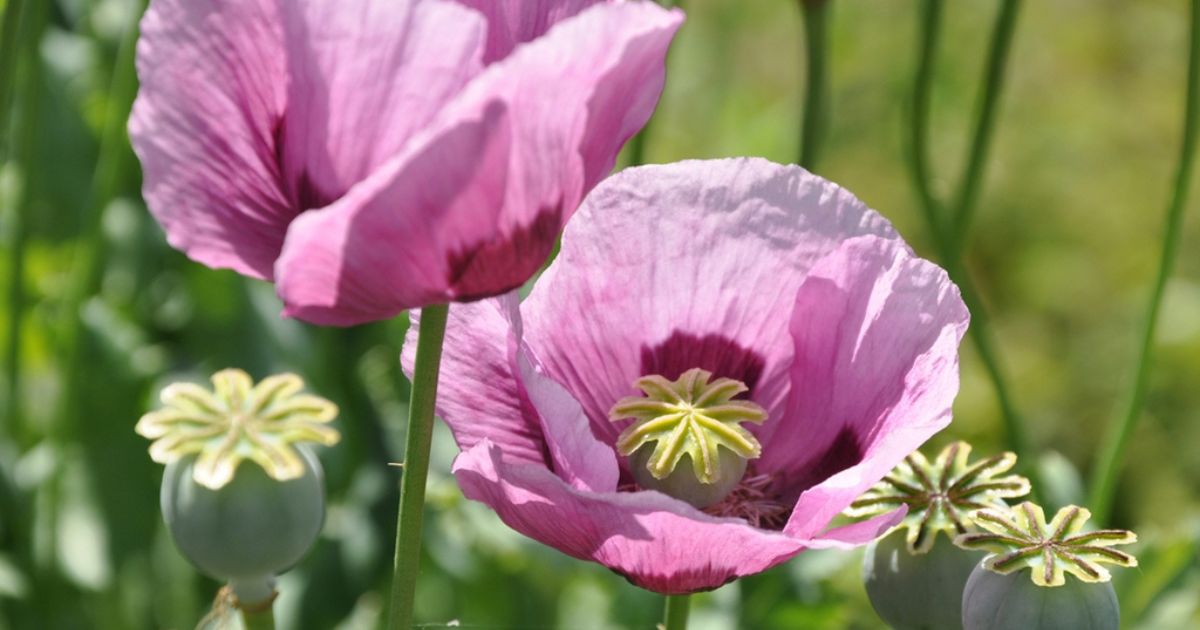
[703,473,791,530]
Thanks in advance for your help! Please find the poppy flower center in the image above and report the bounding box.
[608,368,767,508]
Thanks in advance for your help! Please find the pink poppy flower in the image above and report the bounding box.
[129,0,683,325]
[406,158,970,594]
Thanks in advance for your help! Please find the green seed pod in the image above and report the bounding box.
[162,445,325,582]
[954,503,1137,630]
[629,444,747,509]
[961,564,1118,630]
[847,442,1031,629]
[863,530,981,630]
[136,369,341,596]
[609,368,767,509]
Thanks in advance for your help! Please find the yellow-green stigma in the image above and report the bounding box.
[609,368,766,508]
[136,369,340,490]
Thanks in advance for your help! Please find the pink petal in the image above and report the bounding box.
[453,440,806,594]
[803,507,907,549]
[522,159,901,448]
[276,104,514,324]
[770,235,969,539]
[274,2,682,324]
[451,0,606,63]
[129,0,291,279]
[276,0,486,206]
[410,293,620,490]
[403,301,546,466]
[498,294,620,493]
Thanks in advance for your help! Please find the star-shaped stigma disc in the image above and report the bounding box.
[609,367,766,485]
[136,369,340,489]
[954,502,1138,587]
[846,441,1031,553]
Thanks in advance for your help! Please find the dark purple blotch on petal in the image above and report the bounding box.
[639,331,766,397]
[778,426,864,504]
[448,204,563,302]
[271,115,338,213]
[613,565,739,596]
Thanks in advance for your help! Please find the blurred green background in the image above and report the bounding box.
[2,0,1200,628]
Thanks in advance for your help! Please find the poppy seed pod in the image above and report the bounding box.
[137,369,340,601]
[955,503,1137,630]
[847,442,1030,630]
[961,564,1119,630]
[863,531,981,630]
[162,446,325,585]
[613,368,768,509]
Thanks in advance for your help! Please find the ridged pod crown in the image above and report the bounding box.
[846,441,1030,553]
[955,502,1138,587]
[137,369,339,489]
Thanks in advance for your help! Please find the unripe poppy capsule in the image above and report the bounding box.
[162,446,326,583]
[961,565,1119,630]
[863,531,981,630]
[609,368,767,509]
[954,503,1137,630]
[136,369,340,603]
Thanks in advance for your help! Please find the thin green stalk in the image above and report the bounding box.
[942,256,1038,493]
[626,118,652,168]
[624,0,685,168]
[948,0,1023,257]
[0,0,26,135]
[907,0,1040,494]
[910,0,945,236]
[2,0,33,438]
[53,1,143,439]
[387,303,450,630]
[2,2,46,623]
[241,608,276,630]
[663,594,691,630]
[1088,0,1200,526]
[798,0,830,170]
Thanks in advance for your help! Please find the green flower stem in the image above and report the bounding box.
[54,0,143,440]
[241,608,276,630]
[798,0,830,170]
[948,0,1023,257]
[1088,0,1200,526]
[910,0,945,234]
[663,594,691,630]
[0,0,25,129]
[801,0,830,170]
[907,0,1041,497]
[387,303,450,630]
[2,0,33,438]
[624,0,685,168]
